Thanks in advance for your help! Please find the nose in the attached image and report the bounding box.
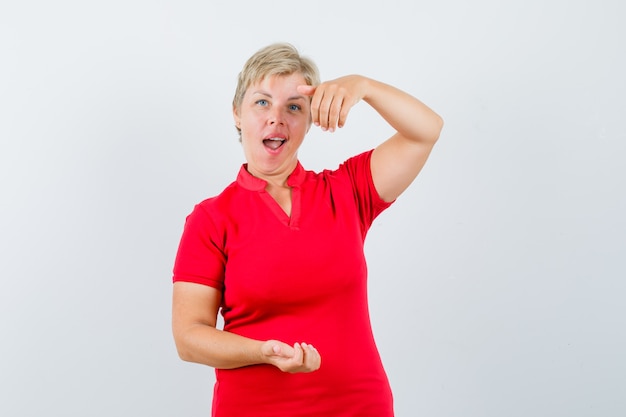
[268,107,285,125]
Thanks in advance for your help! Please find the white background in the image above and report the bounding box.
[1,1,625,416]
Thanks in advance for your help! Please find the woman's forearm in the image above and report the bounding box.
[174,322,321,373]
[174,323,266,369]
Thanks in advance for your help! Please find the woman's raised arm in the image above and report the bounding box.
[299,75,443,202]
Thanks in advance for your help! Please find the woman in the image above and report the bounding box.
[172,43,443,416]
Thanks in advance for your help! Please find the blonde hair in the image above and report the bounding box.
[232,43,320,136]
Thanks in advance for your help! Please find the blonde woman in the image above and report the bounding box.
[172,42,443,416]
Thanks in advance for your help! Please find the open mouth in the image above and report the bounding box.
[263,138,286,150]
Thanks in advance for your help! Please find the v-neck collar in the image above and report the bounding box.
[236,162,305,229]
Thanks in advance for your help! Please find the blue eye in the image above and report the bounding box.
[256,99,268,106]
[289,104,301,111]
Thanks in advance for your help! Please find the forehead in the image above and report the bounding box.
[247,72,307,96]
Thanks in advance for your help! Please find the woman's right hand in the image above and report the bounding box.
[261,340,321,373]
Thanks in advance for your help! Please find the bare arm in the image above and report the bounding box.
[172,281,320,372]
[300,75,443,202]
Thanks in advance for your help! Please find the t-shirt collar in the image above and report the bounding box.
[236,161,306,191]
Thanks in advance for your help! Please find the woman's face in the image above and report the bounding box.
[234,72,311,183]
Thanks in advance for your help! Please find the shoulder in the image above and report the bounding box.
[183,180,242,231]
[194,181,240,213]
[326,149,373,176]
[309,150,374,182]
[315,149,375,189]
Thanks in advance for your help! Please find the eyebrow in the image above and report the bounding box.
[251,90,307,101]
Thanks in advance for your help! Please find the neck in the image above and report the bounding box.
[247,160,298,189]
[245,168,288,188]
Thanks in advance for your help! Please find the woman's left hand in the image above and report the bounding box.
[298,75,367,133]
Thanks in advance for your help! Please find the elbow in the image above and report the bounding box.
[424,114,443,147]
[177,351,195,363]
[174,342,192,362]
[173,339,191,362]
[172,330,197,363]
[432,114,444,142]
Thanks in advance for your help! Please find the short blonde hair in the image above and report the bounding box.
[233,43,320,136]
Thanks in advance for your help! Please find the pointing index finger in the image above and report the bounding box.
[297,84,317,96]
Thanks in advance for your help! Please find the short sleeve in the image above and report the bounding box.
[172,202,226,291]
[336,149,393,233]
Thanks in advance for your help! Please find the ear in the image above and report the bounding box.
[233,106,241,128]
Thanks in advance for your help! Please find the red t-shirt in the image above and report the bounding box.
[173,150,394,416]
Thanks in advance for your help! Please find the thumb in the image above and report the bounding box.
[297,84,316,96]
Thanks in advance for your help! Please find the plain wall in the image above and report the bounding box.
[1,1,624,416]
